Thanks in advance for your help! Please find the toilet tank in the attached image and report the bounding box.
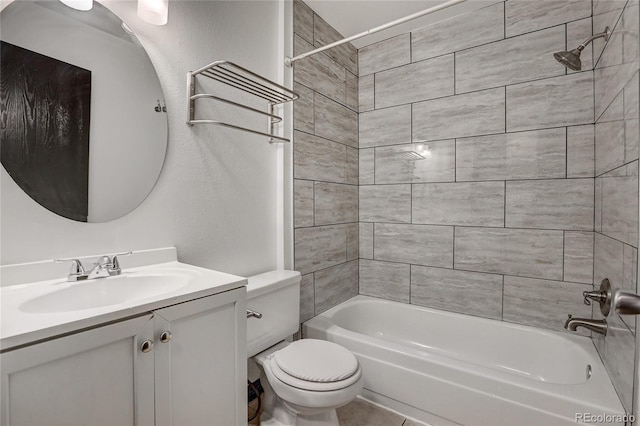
[247,270,301,357]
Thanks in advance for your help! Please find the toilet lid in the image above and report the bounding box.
[273,339,359,383]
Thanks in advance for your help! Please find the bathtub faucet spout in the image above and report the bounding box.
[564,314,607,336]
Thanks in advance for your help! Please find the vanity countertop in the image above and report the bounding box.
[1,260,247,351]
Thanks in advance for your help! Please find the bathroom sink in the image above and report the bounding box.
[19,273,191,313]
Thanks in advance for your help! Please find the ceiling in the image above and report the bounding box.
[303,0,499,49]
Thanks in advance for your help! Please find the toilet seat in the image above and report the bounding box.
[269,339,361,392]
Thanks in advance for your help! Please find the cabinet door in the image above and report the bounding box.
[153,287,246,426]
[0,314,155,426]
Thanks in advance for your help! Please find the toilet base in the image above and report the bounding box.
[258,364,341,426]
[260,404,339,426]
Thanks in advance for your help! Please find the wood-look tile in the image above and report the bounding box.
[294,130,347,183]
[455,26,565,94]
[594,232,624,296]
[359,105,411,149]
[375,140,455,184]
[593,1,628,63]
[567,125,595,178]
[313,14,358,75]
[624,72,639,121]
[299,273,314,323]
[314,260,358,314]
[294,35,346,105]
[564,231,594,284]
[346,71,358,112]
[595,118,626,176]
[359,184,411,223]
[411,266,503,320]
[374,223,454,268]
[624,73,640,163]
[506,72,594,132]
[346,147,358,186]
[505,179,594,231]
[595,177,603,232]
[600,89,625,122]
[413,88,505,142]
[293,82,314,133]
[359,148,374,185]
[626,117,639,164]
[294,179,314,228]
[314,93,358,148]
[594,7,638,120]
[455,227,564,280]
[314,182,358,226]
[412,182,505,227]
[359,33,410,76]
[359,74,374,113]
[595,61,638,127]
[346,223,359,262]
[503,276,592,332]
[411,3,504,62]
[601,175,639,246]
[456,128,566,181]
[567,18,594,72]
[623,244,638,293]
[622,1,639,64]
[359,259,410,303]
[359,223,374,259]
[505,0,591,38]
[594,0,627,16]
[294,225,346,274]
[293,0,313,44]
[603,322,635,412]
[375,55,454,109]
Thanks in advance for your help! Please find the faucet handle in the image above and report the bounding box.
[582,278,612,316]
[54,258,87,281]
[111,251,133,274]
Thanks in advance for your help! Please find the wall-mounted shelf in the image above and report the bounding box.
[186,60,298,143]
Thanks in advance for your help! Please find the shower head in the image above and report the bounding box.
[553,27,610,71]
[553,48,583,71]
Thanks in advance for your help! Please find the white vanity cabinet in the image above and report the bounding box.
[0,287,246,426]
[152,286,246,426]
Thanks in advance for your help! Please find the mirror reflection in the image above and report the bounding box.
[0,0,167,222]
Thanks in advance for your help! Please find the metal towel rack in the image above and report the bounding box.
[186,60,298,143]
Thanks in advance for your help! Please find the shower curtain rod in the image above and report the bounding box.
[284,0,467,67]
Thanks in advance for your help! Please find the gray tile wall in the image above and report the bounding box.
[293,0,359,323]
[294,0,640,413]
[357,0,599,335]
[293,0,639,415]
[592,0,639,412]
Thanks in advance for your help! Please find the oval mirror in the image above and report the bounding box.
[0,0,167,222]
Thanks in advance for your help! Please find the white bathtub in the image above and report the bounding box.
[303,295,626,426]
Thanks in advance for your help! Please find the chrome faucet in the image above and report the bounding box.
[56,252,132,281]
[564,314,608,336]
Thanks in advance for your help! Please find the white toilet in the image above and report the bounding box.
[247,270,363,426]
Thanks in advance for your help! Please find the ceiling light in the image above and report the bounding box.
[60,0,93,11]
[137,0,168,25]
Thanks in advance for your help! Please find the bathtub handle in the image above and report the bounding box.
[582,278,612,316]
[583,278,640,316]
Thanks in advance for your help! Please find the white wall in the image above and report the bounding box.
[1,0,290,277]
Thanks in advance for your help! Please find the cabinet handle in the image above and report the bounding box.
[140,340,154,353]
[160,331,172,343]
